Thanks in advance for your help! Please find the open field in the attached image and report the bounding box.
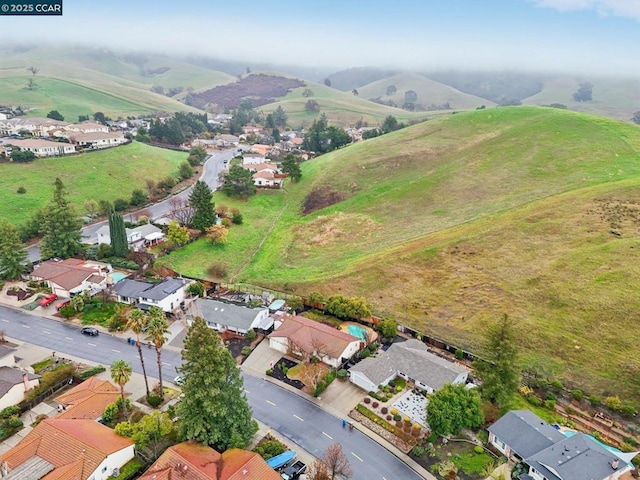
[163,106,640,400]
[261,81,434,128]
[0,141,187,225]
[357,73,494,110]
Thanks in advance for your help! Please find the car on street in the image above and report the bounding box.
[55,298,71,310]
[81,327,99,336]
[39,293,58,307]
[173,375,184,385]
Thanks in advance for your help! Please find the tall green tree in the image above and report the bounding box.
[187,145,208,166]
[426,383,484,436]
[189,181,216,232]
[281,154,302,182]
[272,106,288,127]
[126,309,150,397]
[109,212,128,258]
[110,359,132,417]
[39,178,82,259]
[474,314,521,407]
[166,220,190,246]
[146,307,170,399]
[46,110,64,121]
[0,219,28,280]
[177,317,257,450]
[222,165,256,199]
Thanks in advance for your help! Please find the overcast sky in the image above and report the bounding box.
[3,0,640,74]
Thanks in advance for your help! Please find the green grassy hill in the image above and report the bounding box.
[0,141,186,225]
[261,80,436,128]
[161,106,640,400]
[0,45,235,119]
[358,73,493,110]
[523,75,640,121]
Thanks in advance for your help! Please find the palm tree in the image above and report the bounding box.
[110,359,132,417]
[146,307,170,399]
[126,308,150,397]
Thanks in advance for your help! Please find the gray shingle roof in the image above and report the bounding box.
[0,367,39,397]
[350,339,467,390]
[113,278,185,301]
[487,410,565,460]
[197,299,266,331]
[527,433,627,480]
[0,344,15,359]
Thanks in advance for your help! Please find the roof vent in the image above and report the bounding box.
[612,459,620,470]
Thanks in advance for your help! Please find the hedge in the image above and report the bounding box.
[79,365,106,379]
[355,404,415,443]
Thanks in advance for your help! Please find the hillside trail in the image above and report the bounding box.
[230,187,289,283]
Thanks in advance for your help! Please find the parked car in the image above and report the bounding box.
[39,293,58,307]
[81,327,99,336]
[173,375,184,385]
[281,460,306,480]
[55,298,71,310]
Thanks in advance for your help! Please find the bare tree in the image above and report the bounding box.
[168,197,194,226]
[27,66,39,76]
[299,362,326,393]
[307,458,330,480]
[323,443,352,479]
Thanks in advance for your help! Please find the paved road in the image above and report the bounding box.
[27,148,238,263]
[0,306,423,480]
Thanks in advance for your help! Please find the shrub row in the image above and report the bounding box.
[78,365,106,379]
[355,404,414,444]
[313,370,337,397]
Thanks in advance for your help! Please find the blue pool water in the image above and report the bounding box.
[109,272,127,283]
[346,324,367,340]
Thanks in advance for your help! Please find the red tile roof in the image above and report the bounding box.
[55,378,121,420]
[0,418,133,480]
[138,442,281,480]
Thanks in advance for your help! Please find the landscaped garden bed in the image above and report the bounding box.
[267,358,304,390]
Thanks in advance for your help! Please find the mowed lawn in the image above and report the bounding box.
[0,141,187,225]
[162,106,640,399]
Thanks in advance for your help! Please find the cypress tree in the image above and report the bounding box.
[109,212,129,258]
[189,181,216,232]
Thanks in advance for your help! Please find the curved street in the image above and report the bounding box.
[0,305,424,480]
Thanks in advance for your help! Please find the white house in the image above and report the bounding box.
[113,277,190,313]
[192,298,273,335]
[349,339,468,393]
[268,314,361,368]
[0,345,39,410]
[241,153,266,165]
[0,418,135,480]
[29,258,111,298]
[68,131,127,149]
[253,170,284,188]
[64,121,110,134]
[7,138,76,157]
[0,117,69,137]
[95,224,164,251]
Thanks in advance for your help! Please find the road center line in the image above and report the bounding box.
[293,414,304,421]
[65,337,73,341]
[87,343,97,347]
[351,452,363,462]
[22,325,30,329]
[42,330,51,334]
[162,362,171,366]
[1,319,8,323]
[111,349,120,353]
[322,432,333,439]
[266,400,276,406]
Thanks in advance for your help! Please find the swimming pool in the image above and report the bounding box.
[346,324,367,340]
[109,272,127,283]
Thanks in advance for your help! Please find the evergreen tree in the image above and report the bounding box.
[177,317,257,450]
[426,383,484,436]
[474,314,521,407]
[188,181,216,232]
[222,165,256,199]
[109,212,129,258]
[281,154,302,182]
[39,178,82,259]
[0,219,28,280]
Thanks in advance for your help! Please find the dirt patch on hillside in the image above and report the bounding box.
[302,186,346,214]
[295,213,379,247]
[590,196,640,237]
[191,74,305,110]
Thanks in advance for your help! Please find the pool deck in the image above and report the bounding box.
[340,321,378,342]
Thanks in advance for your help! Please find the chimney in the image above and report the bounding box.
[22,373,29,391]
[612,459,619,469]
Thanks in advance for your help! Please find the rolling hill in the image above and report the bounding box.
[161,106,640,401]
[357,73,494,110]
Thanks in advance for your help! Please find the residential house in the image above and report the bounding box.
[54,377,121,420]
[243,162,278,174]
[0,117,69,137]
[64,121,110,134]
[68,131,127,149]
[95,224,164,251]
[7,139,76,157]
[488,410,638,480]
[0,418,135,480]
[349,339,469,393]
[0,345,39,410]
[113,277,190,313]
[0,113,7,121]
[29,258,111,298]
[250,144,273,156]
[242,125,263,135]
[215,134,239,147]
[252,170,284,188]
[487,410,566,461]
[241,153,266,165]
[105,120,128,130]
[138,441,282,480]
[269,314,361,368]
[192,298,273,335]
